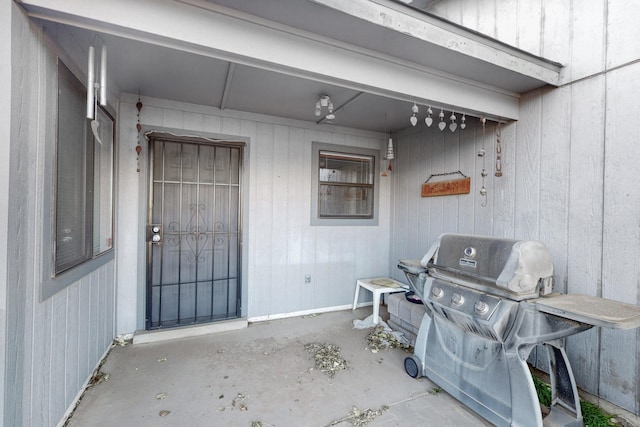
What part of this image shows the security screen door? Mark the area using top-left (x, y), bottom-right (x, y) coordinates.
top-left (147, 138), bottom-right (242, 330)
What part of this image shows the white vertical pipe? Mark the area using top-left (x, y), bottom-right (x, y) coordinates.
top-left (99, 44), bottom-right (107, 106)
top-left (86, 46), bottom-right (95, 119)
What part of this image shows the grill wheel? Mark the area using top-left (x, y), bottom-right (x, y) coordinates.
top-left (404, 356), bottom-right (421, 378)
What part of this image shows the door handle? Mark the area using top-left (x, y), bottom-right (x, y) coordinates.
top-left (147, 225), bottom-right (162, 244)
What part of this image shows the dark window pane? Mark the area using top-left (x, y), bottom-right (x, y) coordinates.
top-left (55, 62), bottom-right (92, 273)
top-left (54, 61), bottom-right (114, 278)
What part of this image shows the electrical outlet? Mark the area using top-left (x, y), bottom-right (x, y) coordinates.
top-left (305, 275), bottom-right (311, 284)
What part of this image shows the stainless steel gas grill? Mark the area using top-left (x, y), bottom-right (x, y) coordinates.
top-left (398, 233), bottom-right (640, 427)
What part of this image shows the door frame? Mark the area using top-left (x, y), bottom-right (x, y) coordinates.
top-left (140, 128), bottom-right (250, 330)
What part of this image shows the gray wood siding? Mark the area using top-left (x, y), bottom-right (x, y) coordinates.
top-left (5, 7), bottom-right (117, 426)
top-left (391, 0), bottom-right (640, 415)
top-left (0, 0), bottom-right (10, 422)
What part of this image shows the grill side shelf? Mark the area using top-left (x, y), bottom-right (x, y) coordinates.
top-left (534, 294), bottom-right (640, 330)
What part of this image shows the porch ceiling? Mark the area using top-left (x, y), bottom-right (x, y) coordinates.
top-left (21, 0), bottom-right (560, 133)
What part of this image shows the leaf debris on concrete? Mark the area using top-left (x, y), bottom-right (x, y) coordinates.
top-left (365, 326), bottom-right (410, 353)
top-left (327, 405), bottom-right (388, 426)
top-left (111, 336), bottom-right (130, 347)
top-left (304, 343), bottom-right (347, 378)
top-left (217, 392), bottom-right (249, 412)
top-left (231, 393), bottom-right (248, 409)
top-left (88, 371), bottom-right (109, 386)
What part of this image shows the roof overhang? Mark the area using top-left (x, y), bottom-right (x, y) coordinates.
top-left (17, 0), bottom-right (562, 124)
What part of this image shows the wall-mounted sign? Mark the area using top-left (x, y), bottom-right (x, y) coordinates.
top-left (421, 171), bottom-right (470, 197)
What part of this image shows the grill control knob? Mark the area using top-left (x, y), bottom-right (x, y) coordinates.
top-left (474, 301), bottom-right (489, 315)
top-left (451, 293), bottom-right (464, 305)
top-left (431, 286), bottom-right (443, 299)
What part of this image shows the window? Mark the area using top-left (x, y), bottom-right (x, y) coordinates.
top-left (311, 142), bottom-right (379, 226)
top-left (54, 61), bottom-right (114, 275)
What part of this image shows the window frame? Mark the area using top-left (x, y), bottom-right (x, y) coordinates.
top-left (310, 141), bottom-right (380, 226)
top-left (41, 59), bottom-right (116, 300)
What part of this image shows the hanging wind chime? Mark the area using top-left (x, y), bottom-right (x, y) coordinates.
top-left (136, 97), bottom-right (143, 172)
top-left (479, 117), bottom-right (488, 207)
top-left (495, 123), bottom-right (503, 177)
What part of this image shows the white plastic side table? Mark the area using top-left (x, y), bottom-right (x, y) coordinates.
top-left (352, 277), bottom-right (408, 325)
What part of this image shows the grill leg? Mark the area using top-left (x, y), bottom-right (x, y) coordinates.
top-left (544, 342), bottom-right (583, 427)
top-left (405, 312), bottom-right (431, 378)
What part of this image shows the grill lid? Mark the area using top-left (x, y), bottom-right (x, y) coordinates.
top-left (421, 233), bottom-right (554, 300)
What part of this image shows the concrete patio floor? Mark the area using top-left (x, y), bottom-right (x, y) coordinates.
top-left (64, 307), bottom-right (491, 427)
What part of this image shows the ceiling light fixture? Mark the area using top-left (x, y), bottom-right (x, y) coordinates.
top-left (315, 95), bottom-right (335, 120)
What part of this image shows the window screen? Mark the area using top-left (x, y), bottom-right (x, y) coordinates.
top-left (54, 61), bottom-right (114, 275)
top-left (310, 142), bottom-right (379, 226)
top-left (318, 150), bottom-right (374, 219)
top-left (55, 62), bottom-right (93, 273)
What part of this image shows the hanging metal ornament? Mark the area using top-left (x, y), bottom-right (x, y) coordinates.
top-left (425, 106), bottom-right (433, 127)
top-left (495, 123), bottom-right (503, 177)
top-left (438, 109), bottom-right (446, 131)
top-left (410, 103), bottom-right (418, 126)
top-left (136, 98), bottom-right (143, 173)
top-left (480, 117), bottom-right (488, 207)
top-left (460, 113), bottom-right (466, 130)
top-left (449, 111), bottom-right (457, 132)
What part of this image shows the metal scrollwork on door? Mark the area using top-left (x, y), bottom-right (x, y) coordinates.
top-left (165, 204), bottom-right (212, 263)
top-left (185, 204), bottom-right (209, 232)
top-left (184, 233), bottom-right (209, 264)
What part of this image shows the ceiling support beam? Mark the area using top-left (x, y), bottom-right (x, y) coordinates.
top-left (219, 62), bottom-right (235, 110)
top-left (21, 0), bottom-right (521, 120)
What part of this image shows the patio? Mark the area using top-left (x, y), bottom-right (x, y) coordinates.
top-left (64, 307), bottom-right (490, 427)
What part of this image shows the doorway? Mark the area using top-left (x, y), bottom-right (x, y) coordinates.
top-left (146, 136), bottom-right (243, 329)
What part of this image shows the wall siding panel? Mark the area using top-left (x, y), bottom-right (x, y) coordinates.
top-left (6, 9), bottom-right (117, 426)
top-left (569, 0), bottom-right (606, 82)
top-left (495, 0), bottom-right (517, 46)
top-left (475, 121), bottom-right (495, 235)
top-left (457, 124), bottom-right (476, 235)
top-left (606, 0), bottom-right (640, 69)
top-left (539, 86), bottom-right (570, 292)
top-left (565, 76), bottom-right (606, 394)
top-left (517, 0), bottom-right (542, 55)
top-left (270, 124), bottom-right (290, 314)
top-left (541, 0), bottom-right (570, 64)
top-left (599, 64), bottom-right (640, 413)
top-left (65, 285), bottom-right (80, 406)
top-left (442, 128), bottom-right (460, 233)
top-left (492, 122), bottom-right (515, 237)
top-left (514, 91), bottom-right (542, 240)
